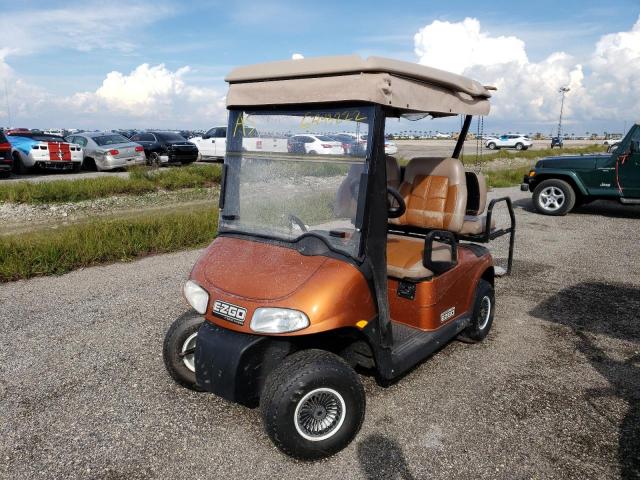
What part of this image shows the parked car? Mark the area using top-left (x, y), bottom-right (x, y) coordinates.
top-left (287, 134), bottom-right (343, 155)
top-left (0, 130), bottom-right (12, 178)
top-left (7, 131), bottom-right (82, 174)
top-left (129, 131), bottom-right (199, 165)
top-left (607, 139), bottom-right (621, 153)
top-left (521, 122), bottom-right (640, 215)
top-left (5, 128), bottom-right (31, 136)
top-left (485, 134), bottom-right (532, 150)
top-left (550, 137), bottom-right (563, 148)
top-left (66, 132), bottom-right (146, 171)
top-left (329, 132), bottom-right (398, 156)
top-left (329, 133), bottom-right (366, 155)
top-left (190, 126), bottom-right (288, 161)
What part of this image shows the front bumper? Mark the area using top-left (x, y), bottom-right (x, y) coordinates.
top-left (195, 321), bottom-right (292, 407)
top-left (521, 175), bottom-right (530, 191)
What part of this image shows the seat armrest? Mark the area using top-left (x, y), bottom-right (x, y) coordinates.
top-left (423, 230), bottom-right (458, 274)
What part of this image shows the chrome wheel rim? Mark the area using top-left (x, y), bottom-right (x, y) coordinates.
top-left (478, 295), bottom-right (492, 330)
top-left (294, 388), bottom-right (346, 442)
top-left (539, 186), bottom-right (565, 211)
top-left (181, 332), bottom-right (197, 373)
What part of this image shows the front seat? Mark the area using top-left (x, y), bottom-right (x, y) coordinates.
top-left (387, 157), bottom-right (467, 280)
top-left (335, 155), bottom-right (402, 218)
top-left (459, 171), bottom-right (496, 235)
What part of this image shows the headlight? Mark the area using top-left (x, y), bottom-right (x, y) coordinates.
top-left (183, 280), bottom-right (209, 314)
top-left (250, 308), bottom-right (309, 333)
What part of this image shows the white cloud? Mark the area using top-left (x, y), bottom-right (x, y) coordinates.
top-left (413, 16), bottom-right (640, 129)
top-left (291, 53), bottom-right (304, 60)
top-left (0, 63), bottom-right (226, 129)
top-left (414, 18), bottom-right (527, 75)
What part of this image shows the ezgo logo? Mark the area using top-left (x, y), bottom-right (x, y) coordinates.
top-left (212, 300), bottom-right (247, 325)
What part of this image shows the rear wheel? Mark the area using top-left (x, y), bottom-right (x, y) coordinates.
top-left (148, 151), bottom-right (161, 167)
top-left (515, 142), bottom-right (524, 150)
top-left (533, 179), bottom-right (576, 216)
top-left (261, 349), bottom-right (365, 460)
top-left (163, 311), bottom-right (204, 391)
top-left (13, 153), bottom-right (28, 175)
top-left (459, 279), bottom-right (495, 342)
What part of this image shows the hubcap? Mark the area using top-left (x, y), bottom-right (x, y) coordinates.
top-left (478, 295), bottom-right (492, 330)
top-left (181, 332), bottom-right (197, 372)
top-left (294, 388), bottom-right (346, 442)
top-left (539, 186), bottom-right (565, 211)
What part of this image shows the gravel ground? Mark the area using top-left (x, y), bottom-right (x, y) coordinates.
top-left (1, 187), bottom-right (639, 480)
top-left (0, 188), bottom-right (216, 236)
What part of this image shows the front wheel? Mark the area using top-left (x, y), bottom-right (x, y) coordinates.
top-left (459, 279), bottom-right (495, 342)
top-left (487, 142), bottom-right (497, 150)
top-left (532, 179), bottom-right (576, 216)
top-left (162, 311), bottom-right (204, 391)
top-left (261, 349), bottom-right (365, 460)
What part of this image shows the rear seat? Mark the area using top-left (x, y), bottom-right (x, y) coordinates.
top-left (459, 171), bottom-right (496, 235)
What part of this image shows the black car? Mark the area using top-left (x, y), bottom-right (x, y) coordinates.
top-left (0, 130), bottom-right (13, 178)
top-left (550, 136), bottom-right (563, 148)
top-left (129, 131), bottom-right (199, 165)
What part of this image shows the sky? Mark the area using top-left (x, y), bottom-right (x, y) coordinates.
top-left (0, 0), bottom-right (639, 134)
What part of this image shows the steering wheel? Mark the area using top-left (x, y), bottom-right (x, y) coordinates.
top-left (387, 187), bottom-right (406, 219)
top-left (288, 214), bottom-right (308, 232)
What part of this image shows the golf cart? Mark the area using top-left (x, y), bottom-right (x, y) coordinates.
top-left (163, 55), bottom-right (516, 459)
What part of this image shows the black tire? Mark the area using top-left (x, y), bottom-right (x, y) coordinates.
top-left (532, 178), bottom-right (576, 216)
top-left (487, 142), bottom-right (497, 150)
top-left (261, 349), bottom-right (365, 460)
top-left (308, 150), bottom-right (317, 155)
top-left (83, 157), bottom-right (97, 171)
top-left (162, 311), bottom-right (205, 391)
top-left (515, 142), bottom-right (524, 150)
top-left (148, 151), bottom-right (161, 167)
top-left (13, 152), bottom-right (28, 175)
top-left (459, 279), bottom-right (495, 343)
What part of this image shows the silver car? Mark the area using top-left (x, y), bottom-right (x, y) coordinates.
top-left (65, 132), bottom-right (147, 171)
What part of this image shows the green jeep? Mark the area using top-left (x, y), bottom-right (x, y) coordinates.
top-left (522, 123), bottom-right (640, 215)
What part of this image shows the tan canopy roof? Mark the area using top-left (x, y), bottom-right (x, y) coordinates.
top-left (225, 55), bottom-right (492, 116)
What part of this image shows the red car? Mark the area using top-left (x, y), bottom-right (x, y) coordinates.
top-left (0, 130), bottom-right (12, 178)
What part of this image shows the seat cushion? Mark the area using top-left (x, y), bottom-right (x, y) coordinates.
top-left (387, 234), bottom-right (452, 279)
top-left (459, 215), bottom-right (496, 235)
top-left (389, 157), bottom-right (467, 232)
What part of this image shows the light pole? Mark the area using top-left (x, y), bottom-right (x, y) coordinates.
top-left (557, 87), bottom-right (570, 144)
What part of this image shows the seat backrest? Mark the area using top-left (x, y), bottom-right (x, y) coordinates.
top-left (386, 155), bottom-right (401, 190)
top-left (389, 157), bottom-right (467, 232)
top-left (464, 171), bottom-right (487, 216)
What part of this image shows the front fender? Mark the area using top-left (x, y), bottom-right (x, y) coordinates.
top-left (531, 169), bottom-right (589, 196)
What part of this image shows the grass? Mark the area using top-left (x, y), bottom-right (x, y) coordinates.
top-left (0, 206), bottom-right (218, 282)
top-left (484, 166), bottom-right (531, 188)
top-left (460, 144), bottom-right (607, 167)
top-left (0, 164), bottom-right (222, 204)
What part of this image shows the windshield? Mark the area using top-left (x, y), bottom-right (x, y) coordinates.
top-left (93, 134), bottom-right (130, 146)
top-left (157, 132), bottom-right (186, 142)
top-left (220, 106), bottom-right (373, 259)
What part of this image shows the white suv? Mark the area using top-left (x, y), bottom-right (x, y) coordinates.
top-left (485, 134), bottom-right (532, 151)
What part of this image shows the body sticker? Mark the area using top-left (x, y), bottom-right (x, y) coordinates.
top-left (212, 300), bottom-right (247, 325)
top-left (440, 307), bottom-right (455, 323)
